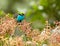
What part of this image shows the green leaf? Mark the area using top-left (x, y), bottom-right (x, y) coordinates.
top-left (40, 0), bottom-right (49, 7)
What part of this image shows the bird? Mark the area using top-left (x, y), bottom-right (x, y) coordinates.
top-left (16, 13), bottom-right (25, 22)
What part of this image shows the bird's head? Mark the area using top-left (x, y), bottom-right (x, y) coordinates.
top-left (21, 13), bottom-right (24, 15)
top-left (19, 14), bottom-right (21, 15)
top-left (19, 13), bottom-right (24, 16)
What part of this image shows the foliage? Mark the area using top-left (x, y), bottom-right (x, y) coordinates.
top-left (0, 15), bottom-right (60, 46)
top-left (0, 0), bottom-right (60, 46)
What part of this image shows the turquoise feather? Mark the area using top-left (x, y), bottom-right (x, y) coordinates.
top-left (16, 14), bottom-right (24, 22)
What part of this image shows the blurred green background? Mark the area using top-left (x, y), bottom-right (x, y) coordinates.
top-left (0, 0), bottom-right (60, 30)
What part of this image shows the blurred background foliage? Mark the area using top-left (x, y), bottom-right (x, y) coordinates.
top-left (0, 0), bottom-right (60, 30)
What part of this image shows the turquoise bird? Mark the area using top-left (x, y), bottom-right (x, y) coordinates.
top-left (16, 13), bottom-right (25, 22)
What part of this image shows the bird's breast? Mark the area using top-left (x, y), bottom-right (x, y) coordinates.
top-left (16, 15), bottom-right (24, 22)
